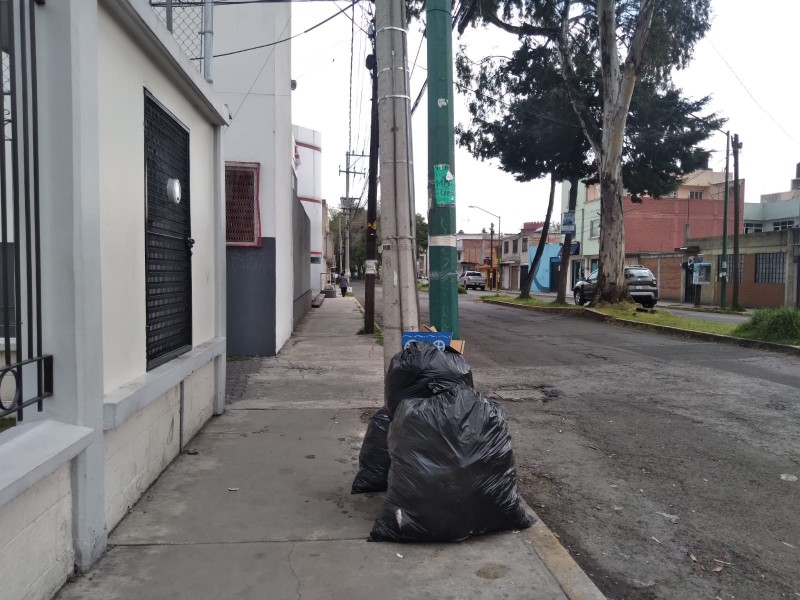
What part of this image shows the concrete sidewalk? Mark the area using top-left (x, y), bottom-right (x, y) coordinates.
top-left (56, 297), bottom-right (604, 600)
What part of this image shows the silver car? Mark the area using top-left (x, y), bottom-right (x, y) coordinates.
top-left (458, 270), bottom-right (487, 290)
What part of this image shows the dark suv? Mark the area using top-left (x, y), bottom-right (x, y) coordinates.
top-left (573, 265), bottom-right (658, 308)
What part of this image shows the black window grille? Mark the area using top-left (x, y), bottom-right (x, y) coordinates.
top-left (144, 92), bottom-right (193, 370)
top-left (717, 254), bottom-right (744, 283)
top-left (755, 252), bottom-right (785, 284)
top-left (225, 162), bottom-right (261, 246)
top-left (1, 0), bottom-right (53, 422)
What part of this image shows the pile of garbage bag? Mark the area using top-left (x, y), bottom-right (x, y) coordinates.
top-left (352, 341), bottom-right (533, 542)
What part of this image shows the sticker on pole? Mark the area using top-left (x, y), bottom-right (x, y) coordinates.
top-left (401, 331), bottom-right (453, 351)
top-left (434, 164), bottom-right (455, 205)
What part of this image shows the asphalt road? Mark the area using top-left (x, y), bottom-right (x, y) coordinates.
top-left (351, 281), bottom-right (800, 600)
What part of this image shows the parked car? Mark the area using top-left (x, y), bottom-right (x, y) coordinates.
top-left (573, 265), bottom-right (658, 308)
top-left (458, 270), bottom-right (486, 290)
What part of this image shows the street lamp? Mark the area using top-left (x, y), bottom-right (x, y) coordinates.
top-left (469, 205), bottom-right (501, 290)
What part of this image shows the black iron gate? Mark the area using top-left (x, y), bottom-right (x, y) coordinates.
top-left (0, 0), bottom-right (53, 423)
top-left (144, 92), bottom-right (193, 370)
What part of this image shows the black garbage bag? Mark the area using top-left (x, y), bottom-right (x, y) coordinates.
top-left (351, 408), bottom-right (392, 494)
top-left (385, 341), bottom-right (473, 417)
top-left (370, 385), bottom-right (534, 542)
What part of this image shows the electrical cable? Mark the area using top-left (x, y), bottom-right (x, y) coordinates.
top-left (708, 39), bottom-right (800, 147)
top-left (212, 0), bottom-right (358, 59)
top-left (231, 16), bottom-right (291, 120)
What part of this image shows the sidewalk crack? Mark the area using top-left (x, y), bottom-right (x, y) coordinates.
top-left (287, 542), bottom-right (302, 599)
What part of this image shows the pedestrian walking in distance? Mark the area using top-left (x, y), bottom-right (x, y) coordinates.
top-left (338, 272), bottom-right (349, 297)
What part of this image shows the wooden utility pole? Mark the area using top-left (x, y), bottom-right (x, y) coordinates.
top-left (732, 134), bottom-right (742, 308)
top-left (720, 132), bottom-right (730, 308)
top-left (364, 46), bottom-right (379, 333)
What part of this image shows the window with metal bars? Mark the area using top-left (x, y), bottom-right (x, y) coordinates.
top-left (225, 163), bottom-right (261, 247)
top-left (717, 254), bottom-right (744, 283)
top-left (755, 252), bottom-right (785, 284)
top-left (144, 92), bottom-right (193, 371)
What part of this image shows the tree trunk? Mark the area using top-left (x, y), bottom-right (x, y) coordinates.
top-left (556, 177), bottom-right (578, 304)
top-left (595, 162), bottom-right (629, 304)
top-left (519, 173), bottom-right (556, 299)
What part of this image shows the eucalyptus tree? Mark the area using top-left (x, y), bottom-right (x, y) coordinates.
top-left (455, 0), bottom-right (714, 302)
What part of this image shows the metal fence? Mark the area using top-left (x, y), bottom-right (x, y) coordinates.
top-left (149, 1), bottom-right (205, 76)
top-left (1, 0), bottom-right (54, 422)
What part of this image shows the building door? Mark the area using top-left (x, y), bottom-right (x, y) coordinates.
top-left (683, 265), bottom-right (696, 304)
top-left (144, 92), bottom-right (193, 370)
top-left (549, 257), bottom-right (560, 291)
top-left (571, 259), bottom-right (583, 288)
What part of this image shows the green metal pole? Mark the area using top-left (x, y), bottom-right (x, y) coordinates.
top-left (720, 131), bottom-right (730, 308)
top-left (426, 0), bottom-right (459, 338)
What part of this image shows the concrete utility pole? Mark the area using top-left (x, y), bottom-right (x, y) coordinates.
top-left (375, 0), bottom-right (419, 368)
top-left (720, 131), bottom-right (730, 308)
top-left (426, 0), bottom-right (459, 338)
top-left (732, 133), bottom-right (742, 308)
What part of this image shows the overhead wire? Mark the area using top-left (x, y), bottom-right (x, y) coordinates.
top-left (231, 16), bottom-right (291, 120)
top-left (708, 39), bottom-right (800, 146)
top-left (212, 0), bottom-right (358, 59)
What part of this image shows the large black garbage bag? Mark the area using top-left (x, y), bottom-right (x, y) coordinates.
top-left (385, 341), bottom-right (473, 417)
top-left (370, 385), bottom-right (534, 542)
top-left (351, 408), bottom-right (391, 494)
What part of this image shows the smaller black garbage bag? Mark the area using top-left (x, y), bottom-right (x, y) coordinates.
top-left (385, 341), bottom-right (473, 417)
top-left (370, 385), bottom-right (534, 542)
top-left (351, 408), bottom-right (392, 494)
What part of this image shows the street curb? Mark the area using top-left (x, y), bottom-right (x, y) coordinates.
top-left (520, 501), bottom-right (607, 600)
top-left (352, 296), bottom-right (384, 338)
top-left (482, 299), bottom-right (800, 357)
top-left (661, 303), bottom-right (748, 315)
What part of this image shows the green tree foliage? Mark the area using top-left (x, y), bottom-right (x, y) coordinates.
top-left (415, 213), bottom-right (429, 258)
top-left (453, 0), bottom-right (715, 303)
top-left (457, 43), bottom-right (722, 202)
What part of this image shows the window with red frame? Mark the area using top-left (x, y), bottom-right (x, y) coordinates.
top-left (225, 163), bottom-right (261, 246)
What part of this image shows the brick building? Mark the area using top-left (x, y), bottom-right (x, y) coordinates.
top-left (564, 169), bottom-right (746, 302)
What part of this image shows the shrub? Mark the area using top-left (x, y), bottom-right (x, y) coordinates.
top-left (733, 307), bottom-right (800, 344)
top-left (457, 285), bottom-right (468, 294)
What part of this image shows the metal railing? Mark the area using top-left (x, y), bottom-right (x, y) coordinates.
top-left (1, 0), bottom-right (53, 422)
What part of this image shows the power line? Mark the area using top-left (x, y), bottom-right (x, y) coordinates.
top-left (231, 16), bottom-right (291, 119)
top-left (708, 39), bottom-right (800, 146)
top-left (347, 0), bottom-right (355, 157)
top-left (212, 0), bottom-right (358, 59)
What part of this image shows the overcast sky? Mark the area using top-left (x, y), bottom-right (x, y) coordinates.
top-left (289, 0), bottom-right (800, 235)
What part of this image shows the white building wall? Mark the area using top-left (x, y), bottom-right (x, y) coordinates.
top-left (104, 385), bottom-right (180, 532)
top-left (97, 7), bottom-right (217, 393)
top-left (293, 125), bottom-right (324, 293)
top-left (0, 464), bottom-right (73, 600)
top-left (215, 2), bottom-right (294, 351)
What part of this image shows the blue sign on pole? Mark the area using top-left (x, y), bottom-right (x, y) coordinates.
top-left (401, 331), bottom-right (453, 351)
top-left (562, 211), bottom-right (575, 235)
